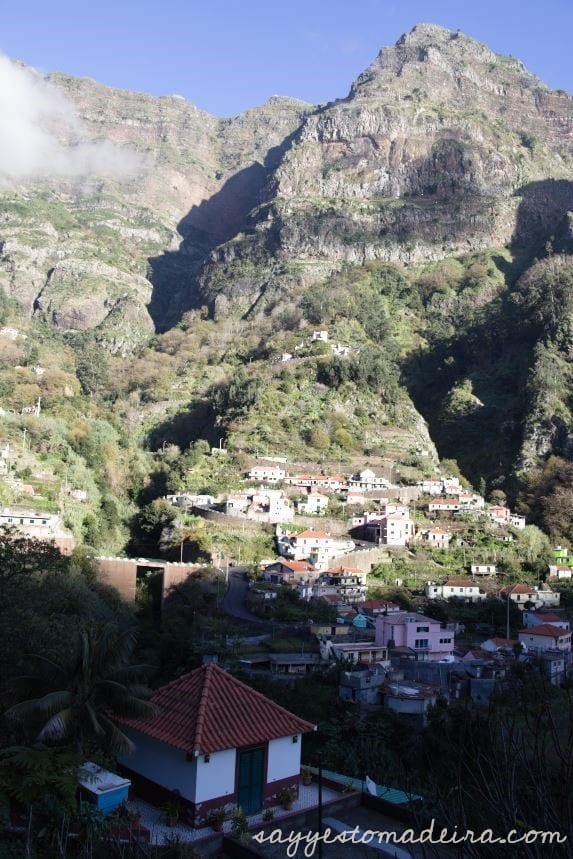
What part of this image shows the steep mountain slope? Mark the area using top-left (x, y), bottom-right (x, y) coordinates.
top-left (0, 72), bottom-right (310, 346)
top-left (2, 24), bottom-right (573, 536)
top-left (197, 24), bottom-right (573, 317)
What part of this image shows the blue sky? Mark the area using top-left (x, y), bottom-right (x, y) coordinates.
top-left (2, 0), bottom-right (572, 115)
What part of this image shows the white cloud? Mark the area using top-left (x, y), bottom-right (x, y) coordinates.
top-left (0, 54), bottom-right (149, 183)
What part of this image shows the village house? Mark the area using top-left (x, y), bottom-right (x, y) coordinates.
top-left (540, 651), bottom-right (569, 685)
top-left (294, 490), bottom-right (329, 516)
top-left (226, 489), bottom-right (293, 523)
top-left (348, 468), bottom-right (393, 491)
top-left (352, 504), bottom-right (410, 529)
top-left (426, 579), bottom-right (486, 603)
top-left (470, 563), bottom-right (498, 576)
top-left (311, 330), bottom-right (328, 342)
top-left (284, 474), bottom-right (346, 492)
top-left (428, 497), bottom-right (461, 514)
top-left (311, 571), bottom-right (367, 603)
top-left (458, 491), bottom-right (485, 509)
top-left (346, 489), bottom-right (365, 506)
top-left (359, 599), bottom-right (401, 616)
top-left (480, 638), bottom-right (518, 655)
top-left (548, 565), bottom-right (573, 580)
top-left (375, 612), bottom-right (455, 662)
top-left (518, 625), bottom-right (572, 655)
top-left (262, 559), bottom-right (317, 584)
top-left (364, 513), bottom-right (414, 547)
top-left (116, 663), bottom-right (314, 825)
top-left (331, 343), bottom-right (351, 357)
top-left (523, 610), bottom-right (570, 630)
top-left (420, 527), bottom-right (452, 549)
top-left (381, 682), bottom-right (441, 726)
top-left (418, 476), bottom-right (462, 496)
top-left (247, 465), bottom-right (287, 483)
top-left (339, 665), bottom-right (387, 705)
top-left (318, 638), bottom-right (390, 666)
top-left (0, 507), bottom-right (75, 554)
top-left (277, 528), bottom-right (355, 570)
top-left (500, 583), bottom-right (560, 611)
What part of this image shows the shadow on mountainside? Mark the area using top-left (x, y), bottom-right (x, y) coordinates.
top-left (146, 131), bottom-right (300, 332)
top-left (401, 179), bottom-right (573, 491)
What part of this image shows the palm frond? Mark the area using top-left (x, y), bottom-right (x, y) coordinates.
top-left (6, 690), bottom-right (72, 722)
top-left (99, 715), bottom-right (136, 756)
top-left (36, 708), bottom-right (74, 743)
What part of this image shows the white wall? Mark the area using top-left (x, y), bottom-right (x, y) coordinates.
top-left (195, 748), bottom-right (236, 802)
top-left (267, 736), bottom-right (300, 783)
top-left (119, 730), bottom-right (197, 800)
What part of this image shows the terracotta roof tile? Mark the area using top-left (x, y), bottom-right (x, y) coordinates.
top-left (117, 664), bottom-right (314, 755)
top-left (519, 624), bottom-right (570, 638)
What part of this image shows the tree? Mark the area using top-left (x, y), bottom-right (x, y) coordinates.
top-left (6, 624), bottom-right (157, 755)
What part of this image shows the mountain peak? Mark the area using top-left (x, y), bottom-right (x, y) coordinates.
top-left (349, 22), bottom-right (540, 101)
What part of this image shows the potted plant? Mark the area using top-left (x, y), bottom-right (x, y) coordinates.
top-left (301, 766), bottom-right (312, 786)
top-left (161, 798), bottom-right (181, 827)
top-left (262, 808), bottom-right (275, 822)
top-left (207, 806), bottom-right (227, 833)
top-left (278, 787), bottom-right (296, 810)
top-left (230, 806), bottom-right (248, 838)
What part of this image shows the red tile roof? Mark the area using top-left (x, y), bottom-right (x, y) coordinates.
top-left (295, 530), bottom-right (331, 539)
top-left (362, 599), bottom-right (399, 611)
top-left (117, 663), bottom-right (314, 755)
top-left (519, 624), bottom-right (570, 639)
top-left (535, 612), bottom-right (563, 623)
top-left (266, 559), bottom-right (315, 572)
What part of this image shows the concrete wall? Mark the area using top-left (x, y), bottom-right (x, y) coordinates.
top-left (195, 748), bottom-right (236, 803)
top-left (118, 730), bottom-right (197, 800)
top-left (266, 736), bottom-right (301, 784)
top-left (94, 557), bottom-right (198, 605)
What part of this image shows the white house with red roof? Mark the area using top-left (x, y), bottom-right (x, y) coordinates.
top-left (500, 583), bottom-right (560, 611)
top-left (263, 559), bottom-right (318, 584)
top-left (421, 527), bottom-right (451, 549)
top-left (518, 625), bottom-right (572, 655)
top-left (523, 611), bottom-right (570, 631)
top-left (116, 663), bottom-right (314, 826)
top-left (247, 465), bottom-right (287, 483)
top-left (277, 529), bottom-right (355, 570)
top-left (426, 579), bottom-right (486, 603)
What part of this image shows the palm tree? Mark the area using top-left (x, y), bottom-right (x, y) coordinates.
top-left (5, 623), bottom-right (157, 755)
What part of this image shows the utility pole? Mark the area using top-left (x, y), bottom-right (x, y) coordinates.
top-left (506, 589), bottom-right (510, 641)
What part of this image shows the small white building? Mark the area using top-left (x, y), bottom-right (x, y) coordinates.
top-left (348, 469), bottom-right (392, 491)
top-left (548, 565), bottom-right (573, 580)
top-left (295, 492), bottom-right (329, 516)
top-left (365, 514), bottom-right (414, 547)
top-left (277, 529), bottom-right (355, 570)
top-left (426, 579), bottom-right (486, 603)
top-left (422, 528), bottom-right (452, 549)
top-left (247, 465), bottom-right (287, 483)
top-left (518, 625), bottom-right (572, 654)
top-left (523, 611), bottom-right (570, 631)
top-left (311, 330), bottom-right (329, 342)
top-left (470, 564), bottom-right (498, 576)
top-left (117, 664), bottom-right (314, 826)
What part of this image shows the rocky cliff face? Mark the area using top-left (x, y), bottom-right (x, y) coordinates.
top-left (0, 72), bottom-right (309, 345)
top-left (198, 24), bottom-right (573, 316)
top-left (3, 25), bottom-right (573, 334)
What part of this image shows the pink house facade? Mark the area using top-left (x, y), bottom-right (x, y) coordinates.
top-left (375, 612), bottom-right (455, 662)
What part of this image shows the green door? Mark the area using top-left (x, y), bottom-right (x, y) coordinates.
top-left (237, 747), bottom-right (265, 814)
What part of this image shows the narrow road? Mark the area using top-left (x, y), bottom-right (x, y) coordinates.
top-left (221, 569), bottom-right (271, 624)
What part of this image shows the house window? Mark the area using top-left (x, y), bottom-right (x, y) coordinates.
top-left (416, 626), bottom-right (430, 633)
top-left (415, 639), bottom-right (429, 649)
top-left (440, 638), bottom-right (452, 644)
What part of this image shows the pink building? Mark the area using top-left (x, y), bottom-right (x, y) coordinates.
top-left (375, 612), bottom-right (455, 662)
